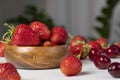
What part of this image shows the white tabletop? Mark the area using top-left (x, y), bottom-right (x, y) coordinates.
top-left (0, 57), bottom-right (120, 80)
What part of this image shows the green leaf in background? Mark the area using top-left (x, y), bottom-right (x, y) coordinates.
top-left (5, 5), bottom-right (55, 29)
top-left (93, 0), bottom-right (119, 40)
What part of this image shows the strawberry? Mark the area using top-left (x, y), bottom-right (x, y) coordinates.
top-left (50, 26), bottom-right (68, 45)
top-left (116, 41), bottom-right (120, 47)
top-left (69, 44), bottom-right (83, 55)
top-left (43, 41), bottom-right (57, 47)
top-left (96, 37), bottom-right (107, 49)
top-left (87, 40), bottom-right (104, 52)
top-left (69, 44), bottom-right (89, 60)
top-left (0, 63), bottom-right (21, 80)
top-left (69, 35), bottom-right (86, 48)
top-left (60, 55), bottom-right (82, 76)
top-left (0, 41), bottom-right (6, 57)
top-left (10, 24), bottom-right (40, 46)
top-left (30, 21), bottom-right (51, 41)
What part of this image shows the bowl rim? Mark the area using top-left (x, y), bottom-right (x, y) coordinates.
top-left (6, 44), bottom-right (67, 48)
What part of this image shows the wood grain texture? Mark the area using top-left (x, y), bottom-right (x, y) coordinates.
top-left (5, 45), bottom-right (68, 69)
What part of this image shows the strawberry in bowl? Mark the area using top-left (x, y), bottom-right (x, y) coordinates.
top-left (3, 21), bottom-right (69, 69)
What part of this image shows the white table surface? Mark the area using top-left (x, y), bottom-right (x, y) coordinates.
top-left (0, 57), bottom-right (120, 80)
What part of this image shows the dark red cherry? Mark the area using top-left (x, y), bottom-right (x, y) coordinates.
top-left (93, 55), bottom-right (111, 69)
top-left (108, 62), bottom-right (120, 78)
top-left (88, 48), bottom-right (101, 61)
top-left (104, 45), bottom-right (120, 58)
top-left (110, 45), bottom-right (120, 55)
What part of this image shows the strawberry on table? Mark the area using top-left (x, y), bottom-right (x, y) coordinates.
top-left (10, 24), bottom-right (40, 46)
top-left (60, 55), bottom-right (82, 76)
top-left (69, 35), bottom-right (86, 48)
top-left (116, 41), bottom-right (120, 47)
top-left (50, 26), bottom-right (68, 45)
top-left (96, 37), bottom-right (107, 49)
top-left (30, 21), bottom-right (51, 41)
top-left (0, 63), bottom-right (21, 80)
top-left (69, 43), bottom-right (89, 60)
top-left (69, 44), bottom-right (83, 55)
top-left (69, 35), bottom-right (88, 60)
top-left (87, 40), bottom-right (104, 52)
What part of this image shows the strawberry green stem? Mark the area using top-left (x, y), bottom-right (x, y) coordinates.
top-left (68, 33), bottom-right (74, 39)
top-left (2, 23), bottom-right (15, 43)
top-left (82, 44), bottom-right (90, 59)
top-left (76, 50), bottom-right (82, 59)
top-left (76, 44), bottom-right (90, 60)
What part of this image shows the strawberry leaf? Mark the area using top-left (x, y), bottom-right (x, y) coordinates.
top-left (2, 23), bottom-right (15, 43)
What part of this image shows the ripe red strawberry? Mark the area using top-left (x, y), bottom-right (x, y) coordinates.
top-left (0, 63), bottom-right (21, 80)
top-left (30, 21), bottom-right (51, 41)
top-left (70, 35), bottom-right (86, 48)
top-left (69, 44), bottom-right (89, 60)
top-left (87, 40), bottom-right (104, 52)
top-left (69, 44), bottom-right (83, 55)
top-left (116, 41), bottom-right (120, 47)
top-left (50, 26), bottom-right (68, 45)
top-left (96, 37), bottom-right (107, 49)
top-left (0, 41), bottom-right (6, 57)
top-left (43, 41), bottom-right (57, 47)
top-left (10, 24), bottom-right (40, 46)
top-left (60, 55), bottom-right (82, 76)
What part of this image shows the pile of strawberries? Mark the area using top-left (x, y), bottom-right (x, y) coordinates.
top-left (68, 35), bottom-right (120, 61)
top-left (3, 21), bottom-right (68, 46)
top-left (68, 36), bottom-right (109, 60)
top-left (0, 21), bottom-right (68, 57)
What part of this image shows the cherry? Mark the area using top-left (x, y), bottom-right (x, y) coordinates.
top-left (110, 45), bottom-right (120, 56)
top-left (88, 48), bottom-right (101, 61)
top-left (108, 62), bottom-right (120, 78)
top-left (93, 55), bottom-right (111, 69)
top-left (104, 45), bottom-right (120, 58)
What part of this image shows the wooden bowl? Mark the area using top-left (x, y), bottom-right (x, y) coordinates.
top-left (5, 45), bottom-right (68, 69)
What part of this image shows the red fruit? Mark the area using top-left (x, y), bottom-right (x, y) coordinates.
top-left (60, 55), bottom-right (82, 76)
top-left (0, 41), bottom-right (6, 57)
top-left (87, 40), bottom-right (103, 52)
top-left (10, 24), bottom-right (40, 46)
top-left (96, 37), bottom-right (107, 49)
top-left (50, 26), bottom-right (68, 45)
top-left (69, 44), bottom-right (83, 55)
top-left (88, 48), bottom-right (101, 61)
top-left (116, 41), bottom-right (120, 47)
top-left (0, 63), bottom-right (21, 80)
top-left (108, 62), bottom-right (120, 78)
top-left (30, 21), bottom-right (51, 41)
top-left (69, 44), bottom-right (88, 60)
top-left (43, 41), bottom-right (57, 46)
top-left (115, 43), bottom-right (120, 56)
top-left (104, 45), bottom-right (120, 58)
top-left (70, 35), bottom-right (86, 48)
top-left (93, 55), bottom-right (111, 69)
